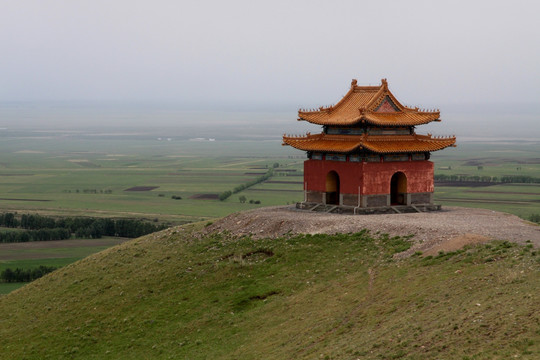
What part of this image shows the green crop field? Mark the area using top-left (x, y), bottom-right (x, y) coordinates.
top-left (1, 131), bottom-right (538, 222)
top-left (431, 141), bottom-right (540, 219)
top-left (0, 132), bottom-right (305, 224)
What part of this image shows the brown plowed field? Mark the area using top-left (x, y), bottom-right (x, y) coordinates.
top-left (265, 181), bottom-right (303, 184)
top-left (0, 238), bottom-right (130, 260)
top-left (124, 186), bottom-right (159, 191)
top-left (189, 193), bottom-right (219, 199)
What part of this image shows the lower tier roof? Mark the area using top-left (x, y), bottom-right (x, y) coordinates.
top-left (282, 133), bottom-right (456, 154)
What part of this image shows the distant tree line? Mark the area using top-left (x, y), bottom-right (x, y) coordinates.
top-left (0, 213), bottom-right (168, 243)
top-left (219, 169), bottom-right (273, 201)
top-left (0, 228), bottom-right (71, 243)
top-left (0, 265), bottom-right (57, 283)
top-left (435, 174), bottom-right (540, 184)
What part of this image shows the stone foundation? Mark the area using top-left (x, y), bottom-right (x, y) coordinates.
top-left (342, 193), bottom-right (360, 206)
top-left (410, 192), bottom-right (433, 204)
top-left (364, 194), bottom-right (389, 207)
top-left (303, 190), bottom-right (433, 207)
top-left (296, 202), bottom-right (442, 214)
top-left (306, 191), bottom-right (324, 203)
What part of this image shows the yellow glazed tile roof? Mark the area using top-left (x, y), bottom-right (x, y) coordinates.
top-left (298, 79), bottom-right (440, 126)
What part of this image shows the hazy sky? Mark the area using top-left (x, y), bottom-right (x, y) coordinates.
top-left (1, 0), bottom-right (539, 109)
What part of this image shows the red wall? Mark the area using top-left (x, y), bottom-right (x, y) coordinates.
top-left (361, 161), bottom-right (433, 194)
top-left (304, 160), bottom-right (364, 194)
top-left (304, 159), bottom-right (433, 195)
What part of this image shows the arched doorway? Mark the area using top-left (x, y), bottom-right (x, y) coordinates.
top-left (326, 171), bottom-right (340, 205)
top-left (390, 172), bottom-right (407, 205)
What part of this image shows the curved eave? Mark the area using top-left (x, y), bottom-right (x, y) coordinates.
top-left (298, 111), bottom-right (440, 127)
top-left (363, 135), bottom-right (456, 154)
top-left (283, 133), bottom-right (456, 154)
top-left (298, 114), bottom-right (362, 126)
top-left (282, 135), bottom-right (362, 153)
top-left (363, 112), bottom-right (440, 126)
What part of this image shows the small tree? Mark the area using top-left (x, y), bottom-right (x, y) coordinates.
top-left (239, 195), bottom-right (247, 203)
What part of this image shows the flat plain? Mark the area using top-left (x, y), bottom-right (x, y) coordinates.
top-left (432, 141), bottom-right (540, 219)
top-left (0, 129), bottom-right (305, 224)
top-left (1, 128), bottom-right (539, 221)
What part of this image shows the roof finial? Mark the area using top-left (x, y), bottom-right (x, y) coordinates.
top-left (351, 79), bottom-right (358, 88)
top-left (381, 78), bottom-right (388, 88)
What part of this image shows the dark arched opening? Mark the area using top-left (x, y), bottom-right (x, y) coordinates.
top-left (326, 171), bottom-right (340, 205)
top-left (390, 172), bottom-right (407, 205)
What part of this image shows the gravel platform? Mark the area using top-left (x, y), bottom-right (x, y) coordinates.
top-left (204, 206), bottom-right (540, 257)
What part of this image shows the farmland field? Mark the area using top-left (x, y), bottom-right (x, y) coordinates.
top-left (0, 129), bottom-right (306, 224)
top-left (0, 127), bottom-right (539, 221)
top-left (431, 141), bottom-right (540, 219)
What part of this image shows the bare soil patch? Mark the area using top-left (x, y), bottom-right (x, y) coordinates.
top-left (68, 160), bottom-right (101, 168)
top-left (0, 174), bottom-right (34, 177)
top-left (0, 198), bottom-right (51, 202)
top-left (245, 189), bottom-right (301, 192)
top-left (0, 238), bottom-right (130, 260)
top-left (435, 181), bottom-right (498, 187)
top-left (124, 186), bottom-right (159, 192)
top-left (438, 197), bottom-right (536, 205)
top-left (189, 193), bottom-right (219, 200)
top-left (203, 206), bottom-right (540, 257)
top-left (266, 181), bottom-right (303, 184)
top-left (422, 233), bottom-right (490, 256)
top-left (465, 190), bottom-right (540, 195)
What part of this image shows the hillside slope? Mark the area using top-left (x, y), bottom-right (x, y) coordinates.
top-left (1, 208), bottom-right (539, 359)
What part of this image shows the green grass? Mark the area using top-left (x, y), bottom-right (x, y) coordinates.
top-left (0, 225), bottom-right (538, 359)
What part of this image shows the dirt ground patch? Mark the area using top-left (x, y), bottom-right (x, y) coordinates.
top-left (422, 233), bottom-right (491, 256)
top-left (435, 181), bottom-right (498, 187)
top-left (203, 206), bottom-right (540, 257)
top-left (0, 238), bottom-right (130, 260)
top-left (189, 193), bottom-right (219, 200)
top-left (124, 186), bottom-right (159, 191)
top-left (0, 198), bottom-right (51, 202)
top-left (465, 190), bottom-right (540, 196)
top-left (246, 189), bottom-right (301, 192)
top-left (265, 181), bottom-right (303, 184)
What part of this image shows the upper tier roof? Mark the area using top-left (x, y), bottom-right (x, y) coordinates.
top-left (298, 79), bottom-right (440, 126)
top-left (282, 133), bottom-right (456, 154)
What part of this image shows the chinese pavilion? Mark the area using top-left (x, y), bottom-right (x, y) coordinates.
top-left (283, 79), bottom-right (456, 211)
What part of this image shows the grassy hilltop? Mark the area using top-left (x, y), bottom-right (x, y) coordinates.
top-left (1, 222), bottom-right (539, 359)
